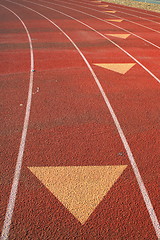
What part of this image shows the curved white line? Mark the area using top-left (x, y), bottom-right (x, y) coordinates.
top-left (38, 0), bottom-right (160, 50)
top-left (3, 0), bottom-right (160, 238)
top-left (0, 4), bottom-right (34, 240)
top-left (53, 0), bottom-right (160, 34)
top-left (23, 0), bottom-right (160, 82)
top-left (107, 6), bottom-right (160, 25)
top-left (74, 0), bottom-right (160, 25)
top-left (102, 1), bottom-right (160, 19)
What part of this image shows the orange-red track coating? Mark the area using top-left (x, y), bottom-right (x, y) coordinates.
top-left (0, 0), bottom-right (160, 239)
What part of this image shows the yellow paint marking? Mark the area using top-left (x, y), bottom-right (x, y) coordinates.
top-left (106, 34), bottom-right (130, 39)
top-left (28, 165), bottom-right (127, 224)
top-left (104, 11), bottom-right (116, 13)
top-left (106, 19), bottom-right (123, 22)
top-left (93, 63), bottom-right (136, 74)
top-left (98, 5), bottom-right (108, 7)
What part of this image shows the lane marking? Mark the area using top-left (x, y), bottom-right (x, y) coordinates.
top-left (109, 7), bottom-right (160, 26)
top-left (71, 0), bottom-right (160, 25)
top-left (105, 34), bottom-right (131, 39)
top-left (105, 19), bottom-right (123, 22)
top-left (103, 10), bottom-right (116, 13)
top-left (55, 0), bottom-right (160, 34)
top-left (98, 5), bottom-right (108, 7)
top-left (93, 63), bottom-right (136, 74)
top-left (42, 0), bottom-right (160, 50)
top-left (42, 0), bottom-right (160, 49)
top-left (28, 165), bottom-right (127, 224)
top-left (37, 0), bottom-right (160, 81)
top-left (102, 1), bottom-right (160, 21)
top-left (18, 1), bottom-right (160, 237)
top-left (0, 4), bottom-right (34, 240)
top-left (4, 0), bottom-right (160, 238)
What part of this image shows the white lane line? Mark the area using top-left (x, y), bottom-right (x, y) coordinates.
top-left (4, 1), bottom-right (160, 238)
top-left (73, 0), bottom-right (160, 25)
top-left (101, 1), bottom-right (160, 20)
top-left (38, 0), bottom-right (160, 50)
top-left (53, 0), bottom-right (160, 34)
top-left (0, 4), bottom-right (34, 240)
top-left (23, 0), bottom-right (160, 83)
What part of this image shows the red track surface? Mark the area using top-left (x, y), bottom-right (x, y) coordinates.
top-left (0, 0), bottom-right (160, 239)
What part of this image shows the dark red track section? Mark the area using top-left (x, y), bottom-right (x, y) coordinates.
top-left (1, 0), bottom-right (160, 239)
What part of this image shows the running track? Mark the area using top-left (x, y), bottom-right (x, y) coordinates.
top-left (0, 0), bottom-right (160, 239)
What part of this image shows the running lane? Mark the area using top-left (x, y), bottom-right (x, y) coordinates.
top-left (1, 0), bottom-right (160, 239)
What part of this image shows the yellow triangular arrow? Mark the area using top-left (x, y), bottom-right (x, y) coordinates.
top-left (99, 5), bottom-right (108, 7)
top-left (106, 19), bottom-right (123, 22)
top-left (104, 11), bottom-right (116, 13)
top-left (106, 34), bottom-right (131, 39)
top-left (28, 165), bottom-right (127, 224)
top-left (93, 63), bottom-right (136, 74)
